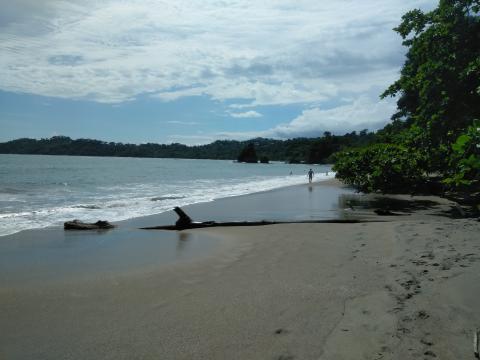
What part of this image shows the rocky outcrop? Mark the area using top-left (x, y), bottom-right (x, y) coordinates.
top-left (237, 143), bottom-right (258, 163)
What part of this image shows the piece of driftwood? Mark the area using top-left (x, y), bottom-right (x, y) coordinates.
top-left (474, 329), bottom-right (479, 359)
top-left (374, 209), bottom-right (403, 216)
top-left (140, 207), bottom-right (381, 231)
top-left (173, 206), bottom-right (193, 229)
top-left (64, 220), bottom-right (115, 230)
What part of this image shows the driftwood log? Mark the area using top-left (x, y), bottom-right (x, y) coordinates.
top-left (140, 207), bottom-right (381, 231)
top-left (64, 220), bottom-right (115, 230)
top-left (173, 206), bottom-right (193, 229)
top-left (374, 209), bottom-right (403, 216)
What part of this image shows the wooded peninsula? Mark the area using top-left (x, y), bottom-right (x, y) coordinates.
top-left (0, 131), bottom-right (375, 164)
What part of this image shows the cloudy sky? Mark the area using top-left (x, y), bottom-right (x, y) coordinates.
top-left (0, 0), bottom-right (436, 144)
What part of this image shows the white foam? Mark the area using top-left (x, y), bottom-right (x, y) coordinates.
top-left (0, 172), bottom-right (335, 237)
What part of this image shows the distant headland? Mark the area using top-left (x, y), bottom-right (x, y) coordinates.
top-left (0, 131), bottom-right (375, 164)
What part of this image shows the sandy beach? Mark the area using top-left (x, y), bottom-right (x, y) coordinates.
top-left (1, 181), bottom-right (480, 359)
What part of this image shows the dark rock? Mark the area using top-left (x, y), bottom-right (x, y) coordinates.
top-left (64, 220), bottom-right (115, 230)
top-left (237, 143), bottom-right (258, 163)
top-left (374, 209), bottom-right (402, 216)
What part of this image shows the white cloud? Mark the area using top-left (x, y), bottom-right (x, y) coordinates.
top-left (0, 0), bottom-right (437, 105)
top-left (198, 95), bottom-right (397, 141)
top-left (229, 110), bottom-right (262, 118)
top-left (266, 96), bottom-right (397, 138)
top-left (154, 87), bottom-right (207, 102)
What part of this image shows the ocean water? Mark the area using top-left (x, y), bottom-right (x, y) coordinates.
top-left (0, 154), bottom-right (333, 237)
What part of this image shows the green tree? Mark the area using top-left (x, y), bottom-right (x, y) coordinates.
top-left (333, 144), bottom-right (428, 193)
top-left (381, 0), bottom-right (480, 175)
top-left (335, 1), bottom-right (480, 193)
top-left (444, 120), bottom-right (480, 186)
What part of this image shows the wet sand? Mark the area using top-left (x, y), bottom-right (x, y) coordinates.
top-left (0, 180), bottom-right (357, 287)
top-left (1, 181), bottom-right (480, 359)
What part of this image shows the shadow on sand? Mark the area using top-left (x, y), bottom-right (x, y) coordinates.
top-left (339, 193), bottom-right (479, 219)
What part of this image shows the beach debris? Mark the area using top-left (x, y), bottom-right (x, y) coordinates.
top-left (140, 207), bottom-right (384, 231)
top-left (374, 209), bottom-right (403, 216)
top-left (424, 350), bottom-right (437, 357)
top-left (454, 204), bottom-right (466, 217)
top-left (474, 329), bottom-right (479, 358)
top-left (173, 206), bottom-right (193, 229)
top-left (64, 220), bottom-right (115, 230)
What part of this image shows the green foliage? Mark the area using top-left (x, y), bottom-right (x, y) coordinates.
top-left (443, 120), bottom-right (480, 186)
top-left (333, 144), bottom-right (428, 193)
top-left (382, 0), bottom-right (480, 168)
top-left (336, 0), bottom-right (480, 194)
top-left (0, 131), bottom-right (376, 163)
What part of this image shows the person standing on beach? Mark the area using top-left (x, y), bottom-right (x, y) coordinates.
top-left (308, 168), bottom-right (314, 183)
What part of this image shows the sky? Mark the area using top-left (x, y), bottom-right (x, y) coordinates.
top-left (0, 0), bottom-right (437, 145)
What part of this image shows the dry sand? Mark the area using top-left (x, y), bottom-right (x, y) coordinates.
top-left (1, 187), bottom-right (480, 359)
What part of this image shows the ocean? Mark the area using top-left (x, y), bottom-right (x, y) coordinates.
top-left (0, 154), bottom-right (333, 237)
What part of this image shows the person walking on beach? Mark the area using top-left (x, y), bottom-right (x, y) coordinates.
top-left (308, 168), bottom-right (314, 183)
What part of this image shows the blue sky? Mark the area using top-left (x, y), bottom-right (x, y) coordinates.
top-left (0, 0), bottom-right (437, 145)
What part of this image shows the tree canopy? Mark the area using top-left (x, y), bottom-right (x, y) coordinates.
top-left (334, 0), bottom-right (480, 194)
top-left (0, 130), bottom-right (376, 164)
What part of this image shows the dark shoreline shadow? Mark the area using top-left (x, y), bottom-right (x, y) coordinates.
top-left (339, 193), bottom-right (479, 219)
top-left (339, 194), bottom-right (439, 214)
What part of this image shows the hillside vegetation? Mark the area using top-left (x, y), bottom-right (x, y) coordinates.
top-left (0, 130), bottom-right (375, 164)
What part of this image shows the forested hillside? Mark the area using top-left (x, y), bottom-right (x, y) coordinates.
top-left (0, 130), bottom-right (375, 164)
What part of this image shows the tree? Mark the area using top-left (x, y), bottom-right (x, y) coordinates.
top-left (443, 120), bottom-right (480, 187)
top-left (333, 143), bottom-right (428, 193)
top-left (335, 1), bottom-right (480, 193)
top-left (381, 0), bottom-right (480, 175)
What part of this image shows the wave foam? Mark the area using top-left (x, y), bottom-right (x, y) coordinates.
top-left (0, 172), bottom-right (335, 237)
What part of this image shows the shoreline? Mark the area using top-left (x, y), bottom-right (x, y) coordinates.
top-left (0, 178), bottom-right (354, 288)
top-left (1, 179), bottom-right (479, 359)
top-left (0, 174), bottom-right (337, 239)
